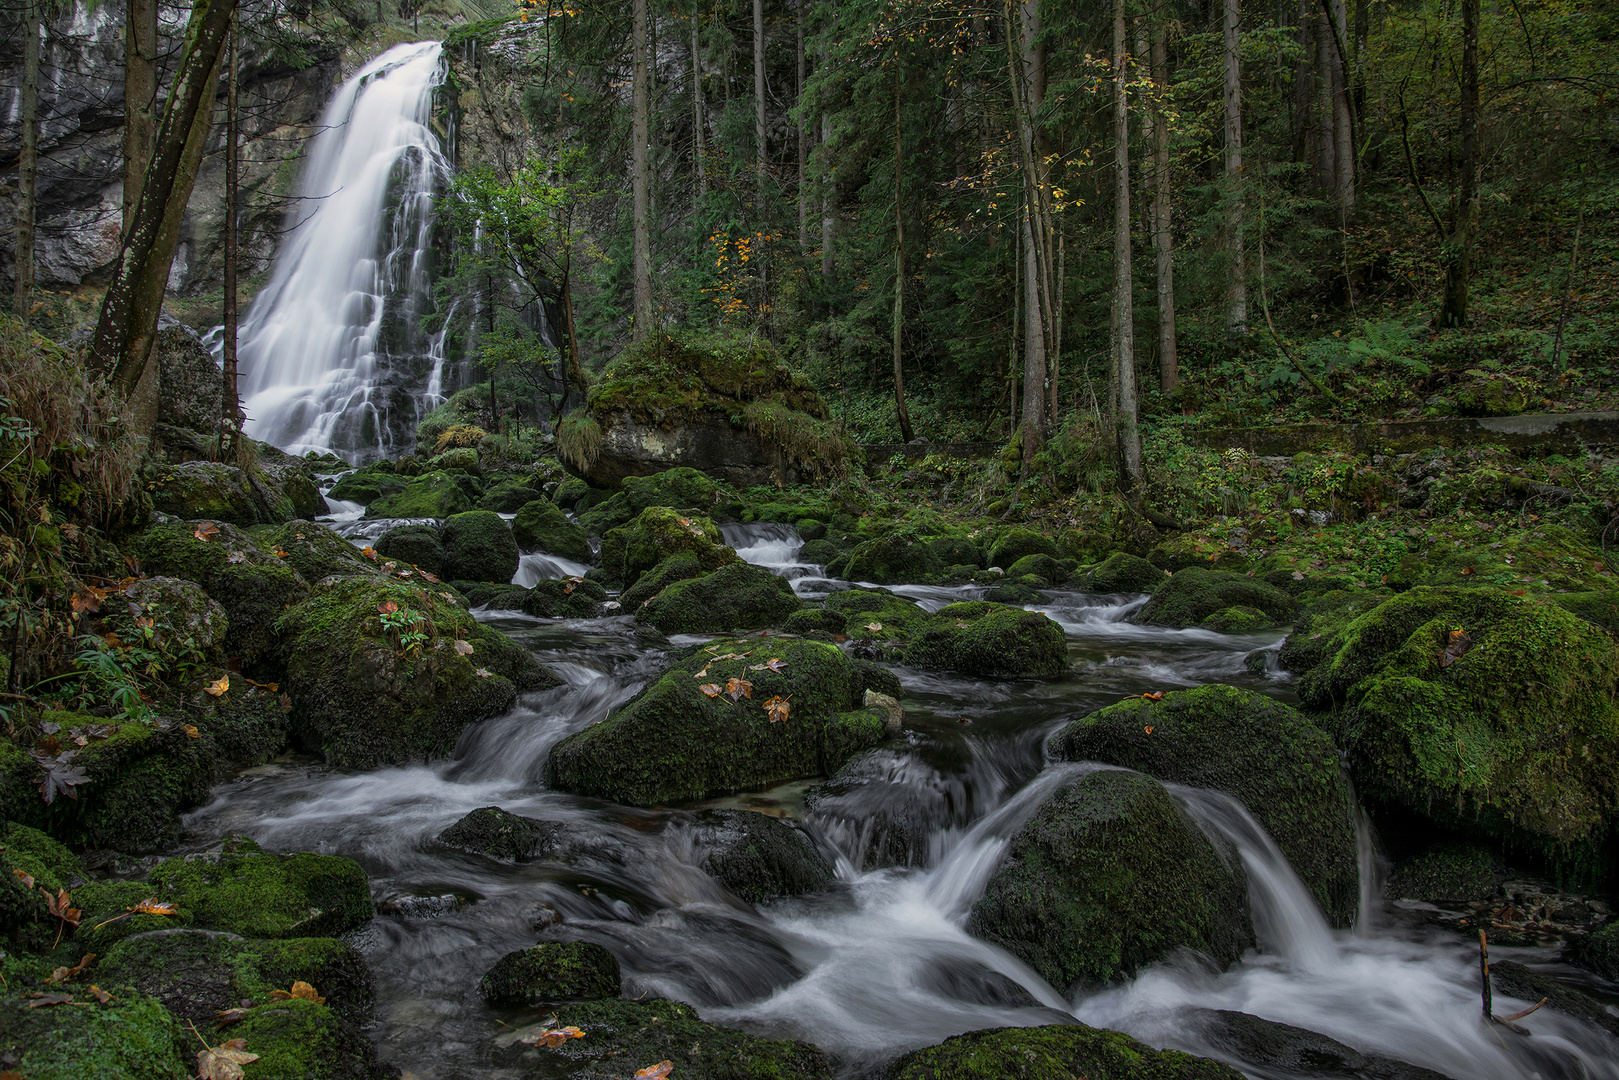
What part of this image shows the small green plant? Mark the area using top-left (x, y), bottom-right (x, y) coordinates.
top-left (377, 600), bottom-right (430, 658)
top-left (70, 635), bottom-right (156, 723)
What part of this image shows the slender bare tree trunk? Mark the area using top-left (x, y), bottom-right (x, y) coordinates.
top-left (1114, 0), bottom-right (1142, 487)
top-left (1440, 0), bottom-right (1477, 328)
top-left (820, 112), bottom-right (834, 279)
top-left (1222, 0), bottom-right (1247, 334)
top-left (892, 71), bottom-right (914, 444)
top-left (692, 17), bottom-right (707, 207)
top-left (1006, 0), bottom-right (1051, 468)
top-left (123, 0), bottom-right (159, 238)
top-left (754, 0), bottom-right (767, 180)
top-left (220, 12), bottom-right (244, 459)
top-left (631, 0), bottom-right (652, 339)
top-left (1150, 18), bottom-right (1177, 393)
top-left (1314, 5), bottom-right (1335, 192)
top-left (94, 0), bottom-right (234, 399)
top-left (12, 0), bottom-right (40, 320)
top-left (1328, 0), bottom-right (1354, 208)
top-left (797, 1), bottom-right (808, 249)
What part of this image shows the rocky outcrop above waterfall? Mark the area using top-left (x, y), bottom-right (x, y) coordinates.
top-left (886, 1023), bottom-right (1246, 1080)
top-left (1050, 684), bottom-right (1362, 928)
top-left (966, 769), bottom-right (1253, 992)
top-left (545, 637), bottom-right (888, 806)
top-left (560, 331), bottom-right (854, 489)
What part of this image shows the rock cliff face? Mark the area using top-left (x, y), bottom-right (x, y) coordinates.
top-left (0, 1), bottom-right (341, 305)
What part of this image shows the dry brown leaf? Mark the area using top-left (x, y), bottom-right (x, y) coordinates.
top-left (697, 683), bottom-right (723, 698)
top-left (205, 675), bottom-right (230, 697)
top-left (197, 1042), bottom-right (261, 1080)
top-left (88, 985), bottom-right (112, 1004)
top-left (864, 622), bottom-right (882, 633)
top-left (268, 980), bottom-right (325, 1005)
top-left (763, 695), bottom-right (790, 724)
top-left (1141, 691), bottom-right (1163, 701)
top-left (453, 639), bottom-right (474, 655)
top-left (378, 600), bottom-right (399, 615)
top-left (215, 1007), bottom-right (250, 1026)
top-left (725, 677), bottom-right (753, 702)
top-left (43, 887), bottom-right (80, 926)
top-left (12, 868), bottom-right (34, 889)
top-left (183, 724), bottom-right (201, 739)
top-left (635, 1063), bottom-right (675, 1079)
top-left (473, 666), bottom-right (494, 678)
top-left (519, 1025), bottom-right (586, 1048)
top-left (70, 586), bottom-right (108, 614)
top-left (419, 568), bottom-right (441, 583)
top-left (45, 952), bottom-right (94, 984)
top-left (27, 992), bottom-right (73, 1008)
top-left (1144, 725), bottom-right (1155, 734)
top-left (193, 522), bottom-right (221, 542)
top-left (127, 897), bottom-right (180, 917)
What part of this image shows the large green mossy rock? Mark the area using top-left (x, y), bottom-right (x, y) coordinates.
top-left (511, 498), bottom-right (592, 561)
top-left (374, 523), bottom-right (444, 575)
top-left (580, 466), bottom-right (726, 533)
top-left (113, 576), bottom-right (229, 661)
top-left (0, 823), bottom-right (83, 951)
top-left (987, 528), bottom-right (1061, 569)
top-left (966, 769), bottom-right (1252, 992)
top-left (0, 991), bottom-right (190, 1080)
top-left (126, 520), bottom-right (310, 666)
top-left (480, 940), bottom-right (621, 1005)
top-left (824, 588), bottom-right (937, 639)
top-left (97, 930), bottom-right (374, 1026)
top-left (326, 462), bottom-right (408, 506)
top-left (276, 576), bottom-right (521, 768)
top-left (904, 601), bottom-right (1069, 679)
top-left (176, 671), bottom-right (292, 771)
top-left (546, 637), bottom-right (887, 806)
top-left (440, 510), bottom-right (519, 583)
top-left (830, 529), bottom-right (947, 585)
top-left (598, 506), bottom-right (737, 590)
top-left (884, 1023), bottom-right (1245, 1080)
top-left (1049, 684), bottom-right (1360, 927)
top-left (365, 470), bottom-right (478, 518)
top-left (228, 996), bottom-right (392, 1079)
top-left (511, 997), bottom-right (834, 1080)
top-left (636, 561), bottom-right (802, 634)
top-left (1080, 552), bottom-right (1167, 594)
top-left (690, 809), bottom-right (834, 902)
top-left (146, 460), bottom-right (259, 525)
top-left (259, 520), bottom-right (378, 584)
top-left (478, 478), bottom-right (542, 513)
top-left (620, 553), bottom-right (706, 610)
top-left (1132, 568), bottom-right (1298, 631)
top-left (1295, 586), bottom-right (1619, 875)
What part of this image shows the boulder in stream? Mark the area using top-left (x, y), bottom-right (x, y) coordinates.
top-left (438, 806), bottom-right (567, 861)
top-left (328, 462), bottom-right (409, 506)
top-left (480, 940), bottom-right (621, 1005)
top-left (966, 769), bottom-right (1253, 992)
top-left (1132, 567), bottom-right (1298, 630)
top-left (885, 1021), bottom-right (1245, 1080)
top-left (546, 637), bottom-right (888, 806)
top-left (512, 497), bottom-right (593, 561)
top-left (689, 809), bottom-right (834, 902)
top-left (829, 528), bottom-right (949, 585)
top-left (902, 601), bottom-right (1069, 679)
top-left (375, 522), bottom-right (445, 575)
top-left (260, 519), bottom-right (382, 583)
top-left (597, 506), bottom-right (738, 590)
top-left (1077, 551), bottom-right (1167, 593)
top-left (0, 991), bottom-right (191, 1080)
top-left (366, 469), bottom-right (479, 518)
top-left (1049, 684), bottom-right (1361, 927)
top-left (1191, 1009), bottom-right (1460, 1080)
top-left (635, 560), bottom-right (802, 635)
top-left (440, 510), bottom-right (520, 584)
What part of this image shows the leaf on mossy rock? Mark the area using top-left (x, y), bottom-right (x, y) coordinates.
top-left (205, 675), bottom-right (230, 697)
top-left (725, 677), bottom-right (753, 702)
top-left (519, 1025), bottom-right (585, 1048)
top-left (194, 522), bottom-right (221, 542)
top-left (269, 980), bottom-right (325, 1005)
top-left (764, 695), bottom-right (790, 724)
top-left (698, 683), bottom-right (723, 698)
top-left (635, 1063), bottom-right (674, 1079)
top-left (197, 1038), bottom-right (260, 1080)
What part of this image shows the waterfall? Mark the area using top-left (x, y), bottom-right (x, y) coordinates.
top-left (236, 41), bottom-right (449, 463)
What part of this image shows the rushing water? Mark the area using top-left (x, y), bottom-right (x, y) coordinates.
top-left (235, 42), bottom-right (451, 463)
top-left (174, 522), bottom-right (1619, 1079)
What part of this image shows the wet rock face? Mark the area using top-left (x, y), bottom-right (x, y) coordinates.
top-left (885, 1022), bottom-right (1247, 1080)
top-left (1191, 1010), bottom-right (1457, 1080)
top-left (687, 810), bottom-right (834, 902)
top-left (479, 941), bottom-right (621, 1006)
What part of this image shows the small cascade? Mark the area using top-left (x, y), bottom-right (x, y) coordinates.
top-left (236, 41), bottom-right (450, 463)
top-left (721, 523), bottom-right (825, 594)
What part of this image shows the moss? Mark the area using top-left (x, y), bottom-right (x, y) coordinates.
top-left (326, 465), bottom-right (408, 506)
top-left (546, 638), bottom-right (882, 806)
top-left (229, 997), bottom-right (389, 1080)
top-left (1133, 568), bottom-right (1298, 630)
top-left (1385, 843), bottom-right (1505, 903)
top-left (636, 561), bottom-right (802, 634)
top-left (145, 460), bottom-right (260, 526)
top-left (518, 577), bottom-right (608, 619)
top-left (1276, 600), bottom-right (1383, 675)
top-left (533, 996), bottom-right (834, 1080)
top-left (1005, 553), bottom-right (1074, 586)
top-left (622, 466), bottom-right (720, 512)
top-left (693, 809), bottom-right (834, 902)
top-left (966, 770), bottom-right (1252, 992)
top-left (834, 529), bottom-right (948, 585)
top-left (904, 602), bottom-right (1069, 679)
top-left (884, 1023), bottom-right (1245, 1080)
top-left (780, 607), bottom-right (848, 636)
top-left (437, 806), bottom-right (563, 861)
top-left (111, 576), bottom-right (229, 662)
top-left (126, 520), bottom-right (311, 667)
top-left (477, 478), bottom-right (541, 512)
top-left (365, 470), bottom-right (477, 518)
top-left (1050, 685), bottom-right (1361, 927)
top-left (261, 521), bottom-right (376, 583)
top-left (179, 674), bottom-right (290, 770)
top-left (1296, 586), bottom-right (1619, 878)
top-left (374, 523), bottom-right (443, 575)
top-left (1571, 920), bottom-right (1619, 980)
top-left (1082, 552), bottom-right (1167, 593)
top-left (557, 411), bottom-right (604, 472)
top-left (986, 528), bottom-right (1059, 569)
top-left (439, 510), bottom-right (519, 583)
top-left (552, 476), bottom-right (593, 510)
top-left (824, 589), bottom-right (935, 640)
top-left (71, 880), bottom-right (196, 953)
top-left (276, 575), bottom-right (518, 767)
top-left (511, 498), bottom-right (592, 562)
top-left (1199, 606), bottom-right (1272, 632)
top-left (427, 447), bottom-right (481, 474)
top-left (1551, 588), bottom-right (1619, 637)
top-left (985, 581), bottom-right (1044, 604)
top-left (480, 940), bottom-right (620, 1005)
top-left (0, 822), bottom-right (84, 950)
top-left (598, 507), bottom-right (737, 590)
top-left (620, 553), bottom-right (706, 610)
top-left (0, 991), bottom-right (190, 1080)
top-left (137, 846), bottom-right (373, 940)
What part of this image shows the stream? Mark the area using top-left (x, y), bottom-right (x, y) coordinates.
top-left (172, 520), bottom-right (1619, 1079)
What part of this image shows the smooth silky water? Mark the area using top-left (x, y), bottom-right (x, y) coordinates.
top-left (174, 523), bottom-right (1619, 1078)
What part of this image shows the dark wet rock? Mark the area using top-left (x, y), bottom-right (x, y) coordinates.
top-left (690, 810), bottom-right (834, 902)
top-left (1385, 844), bottom-right (1506, 904)
top-left (480, 940), bottom-right (621, 1005)
top-left (374, 523), bottom-right (444, 575)
top-left (1133, 567), bottom-right (1298, 631)
top-left (512, 498), bottom-right (592, 561)
top-left (1571, 921), bottom-right (1619, 979)
top-left (440, 510), bottom-right (519, 584)
top-left (635, 561), bottom-right (802, 635)
top-left (437, 807), bottom-right (567, 862)
top-left (1050, 684), bottom-right (1360, 927)
top-left (884, 1022), bottom-right (1245, 1080)
top-left (805, 751), bottom-right (957, 869)
top-left (966, 769), bottom-right (1252, 992)
top-left (597, 506), bottom-right (737, 591)
top-left (1192, 1009), bottom-right (1459, 1080)
top-left (1491, 960), bottom-right (1619, 1039)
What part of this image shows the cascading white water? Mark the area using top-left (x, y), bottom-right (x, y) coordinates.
top-left (236, 41), bottom-right (450, 463)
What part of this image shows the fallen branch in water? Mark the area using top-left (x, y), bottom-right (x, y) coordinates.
top-left (1478, 929), bottom-right (1547, 1035)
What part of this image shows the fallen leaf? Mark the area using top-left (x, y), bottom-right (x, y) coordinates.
top-left (70, 586), bottom-right (108, 614)
top-left (453, 639), bottom-right (474, 655)
top-left (563, 581), bottom-right (575, 594)
top-left (193, 522), bottom-right (221, 542)
top-left (134, 615), bottom-right (154, 630)
top-left (215, 1007), bottom-right (250, 1026)
top-left (635, 1063), bottom-right (675, 1079)
top-left (280, 692), bottom-right (292, 712)
top-left (693, 665), bottom-right (711, 678)
top-left (269, 980), bottom-right (325, 1005)
top-left (419, 569), bottom-right (440, 583)
top-left (273, 548), bottom-right (289, 559)
top-left (226, 550), bottom-right (248, 564)
top-left (725, 677), bottom-right (753, 702)
top-left (183, 724), bottom-right (201, 739)
top-left (957, 717), bottom-right (972, 725)
top-left (763, 695), bottom-right (790, 724)
top-left (519, 1025), bottom-right (586, 1048)
top-left (1141, 691), bottom-right (1163, 701)
top-left (127, 898), bottom-right (180, 917)
top-left (43, 887), bottom-right (81, 926)
top-left (1460, 566), bottom-right (1476, 576)
top-left (12, 869), bottom-right (34, 889)
top-left (1437, 628), bottom-right (1472, 668)
top-left (205, 675), bottom-right (230, 697)
top-left (697, 683), bottom-right (723, 698)
top-left (378, 600), bottom-right (399, 615)
top-left (45, 952), bottom-right (95, 983)
top-left (1291, 570), bottom-right (1305, 581)
top-left (361, 546), bottom-right (378, 560)
top-left (197, 1042), bottom-right (261, 1080)
top-left (1143, 725), bottom-right (1155, 734)
top-left (88, 985), bottom-right (112, 1004)
top-left (27, 992), bottom-right (72, 1008)
top-left (761, 657), bottom-right (786, 672)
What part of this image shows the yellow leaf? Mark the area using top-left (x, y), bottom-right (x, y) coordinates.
top-left (183, 724), bottom-right (201, 739)
top-left (636, 1063), bottom-right (675, 1079)
top-left (128, 898), bottom-right (179, 917)
top-left (205, 675), bottom-right (230, 697)
top-left (519, 1025), bottom-right (586, 1048)
top-left (453, 639), bottom-right (474, 655)
top-left (197, 1042), bottom-right (261, 1080)
top-left (864, 622), bottom-right (882, 633)
top-left (269, 980), bottom-right (325, 1005)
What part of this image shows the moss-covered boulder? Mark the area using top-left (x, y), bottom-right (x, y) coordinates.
top-left (116, 576), bottom-right (230, 661)
top-left (177, 670), bottom-right (292, 770)
top-left (903, 601), bottom-right (1069, 679)
top-left (1080, 552), bottom-right (1167, 593)
top-left (780, 607), bottom-right (848, 637)
top-left (326, 464), bottom-right (408, 506)
top-left (1049, 684), bottom-right (1360, 926)
top-left (155, 844), bottom-right (372, 938)
top-left (636, 561), bottom-right (802, 634)
top-left (227, 996), bottom-right (391, 1079)
top-left (277, 576), bottom-right (519, 767)
top-left (260, 521), bottom-right (377, 584)
top-left (824, 588), bottom-right (936, 640)
top-left (0, 991), bottom-right (190, 1080)
top-left (145, 461), bottom-right (259, 526)
top-left (552, 476), bottom-right (593, 511)
top-left (480, 940), bottom-right (620, 1005)
top-left (885, 1023), bottom-right (1245, 1080)
top-left (690, 809), bottom-right (834, 902)
top-left (1296, 587), bottom-right (1619, 874)
top-left (437, 806), bottom-right (566, 861)
top-left (1005, 553), bottom-right (1074, 587)
top-left (511, 498), bottom-right (592, 563)
top-left (478, 478), bottom-right (542, 513)
top-left (620, 553), bottom-right (706, 610)
top-left (374, 523), bottom-right (443, 575)
top-left (987, 528), bottom-right (1060, 569)
top-left (598, 506), bottom-right (737, 590)
top-left (966, 769), bottom-right (1252, 992)
top-left (1572, 920), bottom-right (1619, 979)
top-left (126, 520), bottom-right (310, 667)
top-left (831, 529), bottom-right (947, 585)
top-left (366, 470), bottom-right (477, 518)
top-left (439, 510), bottom-right (519, 583)
top-left (96, 930), bottom-right (374, 1026)
top-left (252, 448), bottom-right (329, 521)
top-left (1384, 843), bottom-right (1505, 904)
top-left (546, 637), bottom-right (887, 806)
top-left (0, 823), bottom-right (83, 951)
top-left (508, 996), bottom-right (834, 1079)
top-left (1132, 567), bottom-right (1298, 630)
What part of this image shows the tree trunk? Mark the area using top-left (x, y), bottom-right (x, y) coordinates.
top-left (820, 112), bottom-right (835, 280)
top-left (1114, 0), bottom-right (1142, 487)
top-left (631, 0), bottom-right (653, 340)
top-left (1222, 0), bottom-right (1247, 334)
top-left (754, 0), bottom-right (767, 180)
top-left (1151, 17), bottom-right (1178, 393)
top-left (123, 0), bottom-right (159, 238)
top-left (1020, 212), bottom-right (1046, 459)
top-left (797, 0), bottom-right (808, 249)
top-left (1007, 0), bottom-right (1052, 467)
top-left (1314, 5), bottom-right (1335, 196)
top-left (12, 0), bottom-right (39, 320)
top-left (1440, 0), bottom-right (1478, 328)
top-left (93, 0), bottom-right (234, 400)
top-left (1328, 0), bottom-right (1354, 208)
top-left (892, 74), bottom-right (914, 444)
top-left (220, 13), bottom-right (243, 459)
top-left (692, 17), bottom-right (706, 206)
